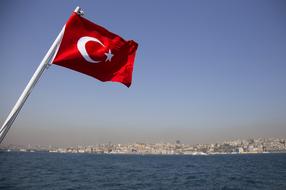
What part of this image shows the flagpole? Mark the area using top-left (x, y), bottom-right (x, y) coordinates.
top-left (0, 6), bottom-right (83, 144)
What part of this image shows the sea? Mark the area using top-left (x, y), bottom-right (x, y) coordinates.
top-left (0, 152), bottom-right (286, 190)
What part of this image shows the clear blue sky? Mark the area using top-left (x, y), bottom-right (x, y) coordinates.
top-left (0, 0), bottom-right (286, 146)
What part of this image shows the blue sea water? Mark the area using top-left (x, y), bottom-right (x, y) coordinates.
top-left (0, 152), bottom-right (286, 190)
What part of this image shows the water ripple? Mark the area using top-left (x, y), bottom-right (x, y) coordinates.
top-left (0, 152), bottom-right (286, 189)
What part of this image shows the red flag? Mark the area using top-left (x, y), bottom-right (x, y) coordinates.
top-left (52, 13), bottom-right (138, 87)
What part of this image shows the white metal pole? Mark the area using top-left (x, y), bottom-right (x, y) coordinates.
top-left (0, 6), bottom-right (83, 144)
top-left (0, 26), bottom-right (65, 144)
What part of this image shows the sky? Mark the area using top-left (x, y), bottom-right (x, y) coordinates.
top-left (0, 0), bottom-right (286, 146)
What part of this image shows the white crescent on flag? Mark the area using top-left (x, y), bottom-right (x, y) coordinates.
top-left (77, 36), bottom-right (105, 63)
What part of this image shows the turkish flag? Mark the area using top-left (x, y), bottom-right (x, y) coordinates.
top-left (52, 13), bottom-right (138, 87)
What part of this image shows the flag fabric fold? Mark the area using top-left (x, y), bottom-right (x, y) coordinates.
top-left (52, 13), bottom-right (138, 87)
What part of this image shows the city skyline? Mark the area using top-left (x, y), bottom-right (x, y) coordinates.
top-left (2, 137), bottom-right (286, 156)
top-left (1, 1), bottom-right (286, 146)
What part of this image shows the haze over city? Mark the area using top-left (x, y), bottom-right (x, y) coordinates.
top-left (0, 0), bottom-right (286, 146)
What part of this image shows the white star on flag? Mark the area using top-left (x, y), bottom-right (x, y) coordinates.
top-left (105, 49), bottom-right (113, 62)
